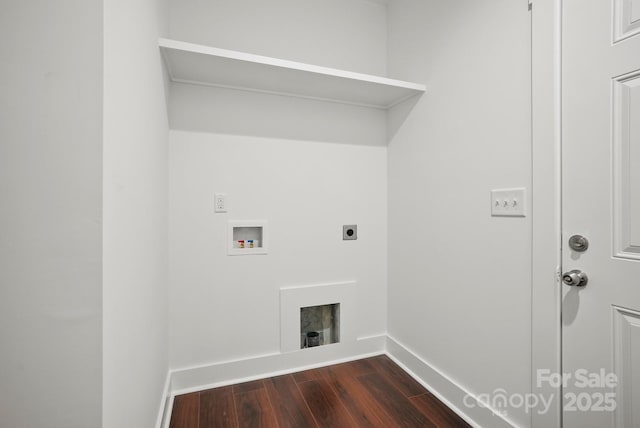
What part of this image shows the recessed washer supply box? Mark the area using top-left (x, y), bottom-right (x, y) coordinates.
top-left (228, 220), bottom-right (267, 255)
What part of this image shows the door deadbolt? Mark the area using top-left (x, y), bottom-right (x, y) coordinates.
top-left (562, 270), bottom-right (588, 287)
top-left (568, 235), bottom-right (589, 252)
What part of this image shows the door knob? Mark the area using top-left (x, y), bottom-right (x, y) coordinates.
top-left (562, 270), bottom-right (588, 287)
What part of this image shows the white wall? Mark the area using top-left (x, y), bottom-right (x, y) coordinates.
top-left (387, 1), bottom-right (532, 426)
top-left (169, 132), bottom-right (387, 368)
top-left (167, 0), bottom-right (390, 371)
top-left (168, 0), bottom-right (388, 75)
top-left (0, 2), bottom-right (103, 427)
top-left (103, 0), bottom-right (170, 426)
top-left (166, 0), bottom-right (390, 147)
top-left (168, 83), bottom-right (388, 147)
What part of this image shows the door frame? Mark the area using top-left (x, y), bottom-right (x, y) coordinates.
top-left (531, 0), bottom-right (563, 427)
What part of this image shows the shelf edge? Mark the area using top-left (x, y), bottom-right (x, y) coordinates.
top-left (159, 38), bottom-right (427, 93)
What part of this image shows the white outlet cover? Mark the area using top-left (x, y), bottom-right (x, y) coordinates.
top-left (215, 193), bottom-right (227, 213)
top-left (491, 188), bottom-right (526, 217)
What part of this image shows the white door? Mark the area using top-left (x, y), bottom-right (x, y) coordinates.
top-left (563, 0), bottom-right (640, 426)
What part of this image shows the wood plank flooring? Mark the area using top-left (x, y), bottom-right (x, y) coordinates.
top-left (169, 355), bottom-right (471, 428)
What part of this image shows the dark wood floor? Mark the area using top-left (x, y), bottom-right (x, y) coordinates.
top-left (169, 355), bottom-right (471, 428)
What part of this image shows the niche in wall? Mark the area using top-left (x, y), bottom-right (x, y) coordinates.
top-left (300, 303), bottom-right (340, 348)
top-left (280, 281), bottom-right (356, 353)
top-left (227, 220), bottom-right (267, 255)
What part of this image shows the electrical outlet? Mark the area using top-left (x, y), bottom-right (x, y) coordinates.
top-left (491, 188), bottom-right (526, 217)
top-left (215, 193), bottom-right (227, 213)
top-left (343, 225), bottom-right (357, 240)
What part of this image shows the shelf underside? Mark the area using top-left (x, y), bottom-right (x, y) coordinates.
top-left (160, 38), bottom-right (426, 109)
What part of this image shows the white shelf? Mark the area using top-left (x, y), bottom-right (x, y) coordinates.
top-left (159, 38), bottom-right (426, 109)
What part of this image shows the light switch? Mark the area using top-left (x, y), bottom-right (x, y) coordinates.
top-left (491, 188), bottom-right (526, 217)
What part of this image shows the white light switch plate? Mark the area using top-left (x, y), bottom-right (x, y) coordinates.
top-left (491, 188), bottom-right (526, 217)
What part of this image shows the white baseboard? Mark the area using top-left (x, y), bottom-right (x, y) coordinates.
top-left (157, 335), bottom-right (386, 427)
top-left (385, 335), bottom-right (515, 428)
top-left (157, 334), bottom-right (519, 428)
top-left (154, 371), bottom-right (172, 428)
top-left (171, 335), bottom-right (386, 394)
